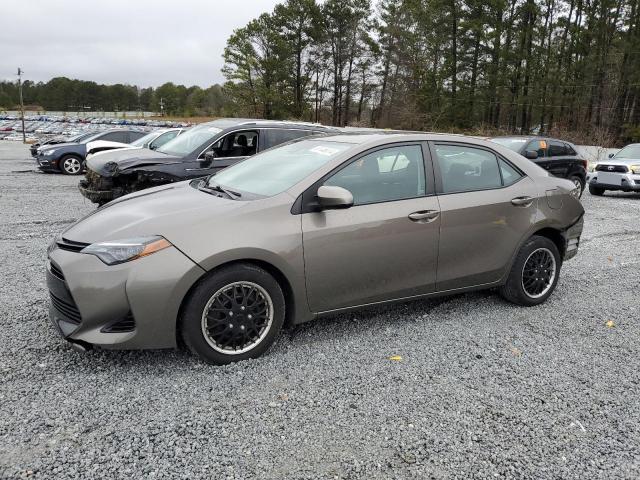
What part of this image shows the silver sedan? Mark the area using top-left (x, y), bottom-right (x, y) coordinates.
top-left (47, 133), bottom-right (584, 364)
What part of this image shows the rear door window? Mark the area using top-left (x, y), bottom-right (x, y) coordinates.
top-left (547, 140), bottom-right (567, 157)
top-left (434, 145), bottom-right (503, 193)
top-left (262, 129), bottom-right (316, 150)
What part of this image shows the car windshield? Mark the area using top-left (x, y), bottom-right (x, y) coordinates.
top-left (157, 125), bottom-right (222, 157)
top-left (490, 137), bottom-right (529, 152)
top-left (614, 144), bottom-right (640, 159)
top-left (206, 139), bottom-right (352, 197)
top-left (130, 131), bottom-right (158, 147)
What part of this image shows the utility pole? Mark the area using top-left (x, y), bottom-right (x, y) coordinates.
top-left (159, 97), bottom-right (164, 117)
top-left (17, 68), bottom-right (26, 143)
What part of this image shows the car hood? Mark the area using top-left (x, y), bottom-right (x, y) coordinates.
top-left (601, 158), bottom-right (640, 166)
top-left (63, 181), bottom-right (248, 244)
top-left (85, 147), bottom-right (180, 176)
top-left (40, 142), bottom-right (81, 152)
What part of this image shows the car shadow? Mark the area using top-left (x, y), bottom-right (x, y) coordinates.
top-left (54, 290), bottom-right (496, 371)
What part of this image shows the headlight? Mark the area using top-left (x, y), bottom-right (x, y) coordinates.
top-left (81, 236), bottom-right (172, 265)
top-left (630, 165), bottom-right (640, 174)
top-left (588, 163), bottom-right (597, 173)
top-left (43, 149), bottom-right (57, 156)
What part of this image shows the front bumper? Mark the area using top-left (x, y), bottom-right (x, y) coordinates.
top-left (587, 172), bottom-right (640, 191)
top-left (78, 180), bottom-right (116, 204)
top-left (47, 243), bottom-right (205, 350)
top-left (36, 155), bottom-right (59, 172)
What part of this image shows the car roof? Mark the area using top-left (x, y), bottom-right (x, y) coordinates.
top-left (491, 135), bottom-right (576, 145)
top-left (199, 118), bottom-right (336, 130)
top-left (317, 132), bottom-right (495, 145)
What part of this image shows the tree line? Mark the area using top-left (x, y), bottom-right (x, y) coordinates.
top-left (3, 0), bottom-right (640, 144)
top-left (222, 0), bottom-right (640, 144)
top-left (0, 77), bottom-right (230, 117)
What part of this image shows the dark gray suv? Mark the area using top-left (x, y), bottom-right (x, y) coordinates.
top-left (79, 119), bottom-right (338, 205)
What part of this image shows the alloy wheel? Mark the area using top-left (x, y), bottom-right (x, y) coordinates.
top-left (571, 178), bottom-right (583, 198)
top-left (62, 157), bottom-right (81, 174)
top-left (521, 247), bottom-right (557, 299)
top-left (201, 281), bottom-right (273, 355)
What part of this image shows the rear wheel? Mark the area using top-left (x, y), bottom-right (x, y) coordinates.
top-left (499, 235), bottom-right (561, 306)
top-left (181, 263), bottom-right (285, 364)
top-left (59, 155), bottom-right (83, 175)
top-left (569, 175), bottom-right (585, 198)
top-left (588, 185), bottom-right (605, 196)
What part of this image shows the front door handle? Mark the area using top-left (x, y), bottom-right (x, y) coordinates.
top-left (408, 210), bottom-right (440, 223)
top-left (511, 196), bottom-right (534, 207)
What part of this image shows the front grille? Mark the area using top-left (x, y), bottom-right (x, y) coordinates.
top-left (50, 292), bottom-right (82, 324)
top-left (596, 164), bottom-right (628, 173)
top-left (101, 313), bottom-right (136, 333)
top-left (56, 237), bottom-right (90, 253)
top-left (49, 261), bottom-right (65, 281)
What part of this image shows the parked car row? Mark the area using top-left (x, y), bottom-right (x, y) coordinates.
top-left (42, 119), bottom-right (585, 365)
top-left (0, 113), bottom-right (191, 128)
top-left (35, 129), bottom-right (151, 174)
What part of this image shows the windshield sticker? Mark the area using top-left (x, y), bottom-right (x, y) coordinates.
top-left (310, 145), bottom-right (342, 156)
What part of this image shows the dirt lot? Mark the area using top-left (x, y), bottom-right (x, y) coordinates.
top-left (0, 140), bottom-right (639, 479)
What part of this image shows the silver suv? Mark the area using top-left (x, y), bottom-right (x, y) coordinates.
top-left (587, 144), bottom-right (640, 195)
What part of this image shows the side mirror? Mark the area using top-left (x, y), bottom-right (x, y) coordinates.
top-left (608, 152), bottom-right (615, 158)
top-left (317, 185), bottom-right (353, 210)
top-left (148, 143), bottom-right (157, 150)
top-left (524, 150), bottom-right (538, 160)
top-left (202, 150), bottom-right (216, 163)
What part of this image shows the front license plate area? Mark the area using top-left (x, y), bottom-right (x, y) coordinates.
top-left (598, 172), bottom-right (622, 185)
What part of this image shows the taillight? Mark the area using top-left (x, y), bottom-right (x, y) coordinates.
top-left (581, 159), bottom-right (588, 170)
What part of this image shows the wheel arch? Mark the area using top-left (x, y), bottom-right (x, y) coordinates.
top-left (500, 224), bottom-right (567, 285)
top-left (176, 258), bottom-right (301, 346)
top-left (531, 227), bottom-right (566, 258)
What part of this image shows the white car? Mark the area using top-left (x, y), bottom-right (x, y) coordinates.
top-left (86, 128), bottom-right (184, 159)
top-left (587, 143), bottom-right (640, 196)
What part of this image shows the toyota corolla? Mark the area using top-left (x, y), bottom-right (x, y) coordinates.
top-left (47, 133), bottom-right (584, 364)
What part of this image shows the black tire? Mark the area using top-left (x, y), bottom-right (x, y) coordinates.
top-left (181, 263), bottom-right (285, 365)
top-left (59, 155), bottom-right (84, 175)
top-left (588, 184), bottom-right (605, 196)
top-left (568, 175), bottom-right (585, 198)
top-left (499, 235), bottom-right (561, 306)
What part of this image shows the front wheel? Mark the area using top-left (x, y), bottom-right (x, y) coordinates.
top-left (569, 175), bottom-right (585, 198)
top-left (499, 235), bottom-right (561, 306)
top-left (181, 263), bottom-right (285, 364)
top-left (59, 155), bottom-right (84, 175)
top-left (589, 185), bottom-right (605, 196)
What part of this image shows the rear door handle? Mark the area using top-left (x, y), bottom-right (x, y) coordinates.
top-left (511, 196), bottom-right (533, 207)
top-left (408, 210), bottom-right (440, 223)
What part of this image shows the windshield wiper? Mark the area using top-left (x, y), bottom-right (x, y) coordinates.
top-left (201, 182), bottom-right (241, 199)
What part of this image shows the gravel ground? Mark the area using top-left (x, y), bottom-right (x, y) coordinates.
top-left (0, 140), bottom-right (639, 479)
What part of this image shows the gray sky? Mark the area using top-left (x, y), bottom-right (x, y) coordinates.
top-left (0, 0), bottom-right (281, 87)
